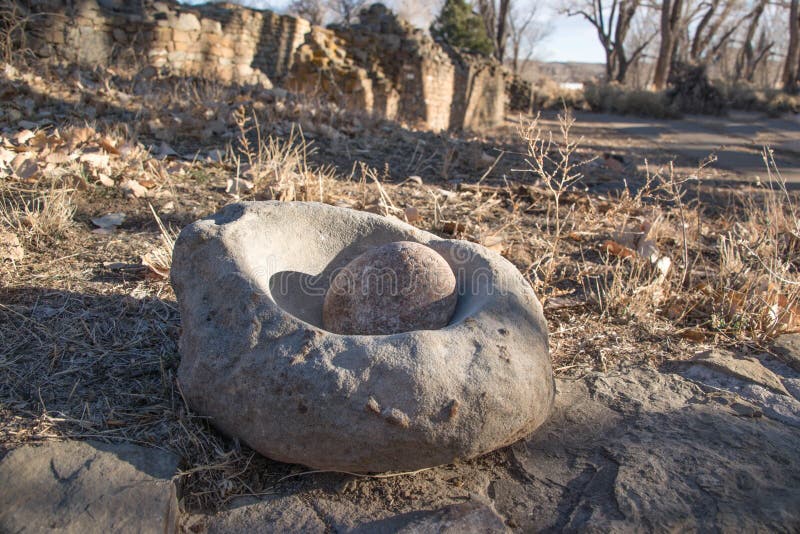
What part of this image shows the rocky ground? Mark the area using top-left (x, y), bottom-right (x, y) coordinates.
top-left (1, 61), bottom-right (800, 531)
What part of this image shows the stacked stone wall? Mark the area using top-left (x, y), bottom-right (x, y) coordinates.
top-left (23, 0), bottom-right (506, 131)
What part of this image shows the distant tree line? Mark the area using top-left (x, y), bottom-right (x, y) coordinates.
top-left (563, 0), bottom-right (798, 92)
top-left (429, 0), bottom-right (799, 92)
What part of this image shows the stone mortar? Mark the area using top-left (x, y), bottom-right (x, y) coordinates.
top-left (171, 201), bottom-right (554, 472)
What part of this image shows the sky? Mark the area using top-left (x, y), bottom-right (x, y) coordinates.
top-left (538, 11), bottom-right (605, 64)
top-left (180, 1), bottom-right (606, 64)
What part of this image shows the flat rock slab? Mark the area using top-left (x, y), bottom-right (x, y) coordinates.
top-left (506, 367), bottom-right (800, 531)
top-left (198, 496), bottom-right (506, 534)
top-left (774, 333), bottom-right (800, 372)
top-left (689, 349), bottom-right (789, 395)
top-left (681, 349), bottom-right (800, 428)
top-left (201, 495), bottom-right (327, 534)
top-left (0, 440), bottom-right (180, 534)
top-left (392, 501), bottom-right (507, 533)
top-left (186, 365), bottom-right (800, 531)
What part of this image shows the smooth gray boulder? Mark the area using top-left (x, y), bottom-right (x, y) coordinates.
top-left (172, 201), bottom-right (553, 473)
top-left (0, 440), bottom-right (180, 533)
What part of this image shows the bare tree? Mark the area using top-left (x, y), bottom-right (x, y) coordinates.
top-left (564, 0), bottom-right (653, 84)
top-left (785, 0), bottom-right (800, 93)
top-left (328, 0), bottom-right (367, 25)
top-left (652, 0), bottom-right (684, 90)
top-left (287, 0), bottom-right (326, 25)
top-left (687, 0), bottom-right (739, 64)
top-left (477, 0), bottom-right (512, 61)
top-left (626, 14), bottom-right (659, 88)
top-left (507, 1), bottom-right (550, 74)
top-left (733, 0), bottom-right (772, 82)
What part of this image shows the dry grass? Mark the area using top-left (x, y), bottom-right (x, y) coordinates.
top-left (0, 180), bottom-right (76, 247)
top-left (0, 281), bottom-right (299, 511)
top-left (702, 150), bottom-right (800, 338)
top-left (228, 106), bottom-right (337, 203)
top-left (509, 111), bottom-right (800, 344)
top-left (518, 110), bottom-right (593, 293)
top-left (583, 82), bottom-right (678, 119)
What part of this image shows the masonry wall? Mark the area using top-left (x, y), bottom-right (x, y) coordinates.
top-left (24, 0), bottom-right (506, 132)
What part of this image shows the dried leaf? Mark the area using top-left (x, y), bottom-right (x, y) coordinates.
top-left (45, 151), bottom-right (71, 164)
top-left (15, 129), bottom-right (34, 144)
top-left (656, 256), bottom-right (672, 278)
top-left (483, 234), bottom-right (505, 253)
top-left (120, 179), bottom-right (150, 198)
top-left (601, 239), bottom-right (636, 259)
top-left (0, 229), bottom-right (24, 261)
top-left (65, 126), bottom-right (95, 149)
top-left (28, 131), bottom-right (50, 149)
top-left (141, 251), bottom-right (170, 278)
top-left (225, 177), bottom-right (254, 196)
top-left (91, 212), bottom-right (126, 232)
top-left (442, 221), bottom-right (466, 235)
top-left (97, 174), bottom-right (115, 187)
top-left (567, 231), bottom-right (584, 242)
top-left (764, 287), bottom-right (800, 333)
top-left (0, 146), bottom-right (15, 164)
top-left (99, 136), bottom-right (120, 155)
top-left (403, 206), bottom-right (421, 223)
top-left (13, 159), bottom-right (40, 181)
top-left (80, 151), bottom-right (110, 170)
top-left (679, 327), bottom-right (706, 342)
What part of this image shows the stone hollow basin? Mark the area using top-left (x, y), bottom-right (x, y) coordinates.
top-left (172, 201), bottom-right (554, 473)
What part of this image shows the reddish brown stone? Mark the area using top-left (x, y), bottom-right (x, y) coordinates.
top-left (323, 241), bottom-right (457, 335)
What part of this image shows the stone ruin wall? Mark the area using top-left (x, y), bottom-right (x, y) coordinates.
top-left (24, 1), bottom-right (506, 132)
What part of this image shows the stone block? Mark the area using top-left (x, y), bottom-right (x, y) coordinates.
top-left (173, 12), bottom-right (201, 32)
top-left (236, 64), bottom-right (254, 78)
top-left (154, 27), bottom-right (173, 41)
top-left (112, 27), bottom-right (127, 44)
top-left (172, 30), bottom-right (198, 44)
top-left (167, 50), bottom-right (187, 63)
top-left (208, 43), bottom-right (234, 58)
top-left (201, 18), bottom-right (222, 34)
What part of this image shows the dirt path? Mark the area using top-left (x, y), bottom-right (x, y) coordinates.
top-left (569, 111), bottom-right (800, 184)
